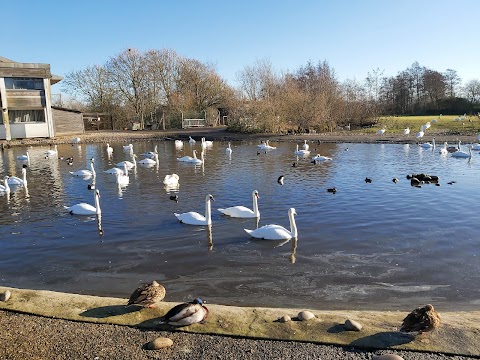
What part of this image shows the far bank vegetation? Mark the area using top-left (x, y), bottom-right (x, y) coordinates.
top-left (60, 48), bottom-right (480, 134)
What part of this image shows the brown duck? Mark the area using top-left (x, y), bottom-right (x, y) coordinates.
top-left (400, 304), bottom-right (441, 333)
top-left (127, 280), bottom-right (166, 308)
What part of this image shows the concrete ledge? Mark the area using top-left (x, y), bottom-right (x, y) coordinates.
top-left (0, 286), bottom-right (479, 356)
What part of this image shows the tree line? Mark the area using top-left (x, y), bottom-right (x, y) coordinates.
top-left (60, 48), bottom-right (480, 133)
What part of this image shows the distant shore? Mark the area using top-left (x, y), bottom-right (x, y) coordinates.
top-left (1, 126), bottom-right (479, 148)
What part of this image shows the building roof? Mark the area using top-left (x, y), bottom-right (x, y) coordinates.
top-left (0, 55), bottom-right (63, 83)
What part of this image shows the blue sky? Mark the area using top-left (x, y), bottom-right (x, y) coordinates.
top-left (4, 0), bottom-right (479, 94)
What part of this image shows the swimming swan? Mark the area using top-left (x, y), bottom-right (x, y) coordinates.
top-left (7, 167), bottom-right (27, 186)
top-left (138, 153), bottom-right (158, 166)
top-left (116, 164), bottom-right (130, 186)
top-left (294, 144), bottom-right (310, 156)
top-left (451, 142), bottom-right (472, 158)
top-left (302, 140), bottom-right (309, 151)
top-left (312, 154), bottom-right (332, 162)
top-left (163, 174), bottom-right (179, 186)
top-left (218, 190), bottom-right (260, 218)
top-left (64, 189), bottom-right (101, 215)
top-left (188, 136), bottom-right (196, 145)
top-left (244, 208), bottom-right (297, 240)
top-left (175, 194), bottom-right (214, 225)
top-left (16, 150), bottom-right (30, 162)
top-left (116, 154), bottom-right (137, 169)
top-left (70, 158), bottom-right (96, 178)
top-left (177, 150), bottom-right (204, 164)
top-left (45, 144), bottom-right (58, 157)
top-left (0, 176), bottom-right (10, 193)
top-left (106, 143), bottom-right (113, 154)
top-left (226, 142), bottom-right (233, 155)
top-left (141, 145), bottom-right (158, 159)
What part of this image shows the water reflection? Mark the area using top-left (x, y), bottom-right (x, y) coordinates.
top-left (96, 214), bottom-right (104, 237)
top-left (207, 225), bottom-right (213, 251)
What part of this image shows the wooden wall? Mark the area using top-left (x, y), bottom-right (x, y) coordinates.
top-left (52, 107), bottom-right (84, 136)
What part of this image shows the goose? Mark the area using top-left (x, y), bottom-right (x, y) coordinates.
top-left (70, 158), bottom-right (96, 178)
top-left (400, 304), bottom-right (441, 333)
top-left (163, 174), bottom-right (179, 186)
top-left (302, 140), bottom-right (309, 151)
top-left (0, 176), bottom-right (10, 193)
top-left (451, 142), bottom-right (472, 158)
top-left (188, 136), bottom-right (196, 145)
top-left (244, 207), bottom-right (297, 240)
top-left (403, 127), bottom-right (410, 136)
top-left (123, 144), bottom-right (133, 152)
top-left (420, 138), bottom-right (435, 149)
top-left (45, 144), bottom-right (58, 157)
top-left (126, 280), bottom-right (166, 308)
top-left (159, 298), bottom-right (208, 326)
top-left (218, 190), bottom-right (260, 218)
top-left (116, 154), bottom-right (137, 169)
top-left (7, 167), bottom-right (27, 187)
top-left (138, 152), bottom-right (158, 166)
top-left (311, 154), bottom-right (332, 162)
top-left (141, 145), bottom-right (158, 159)
top-left (16, 150), bottom-right (30, 162)
top-left (64, 189), bottom-right (101, 215)
top-left (225, 142), bottom-right (233, 155)
top-left (439, 142), bottom-right (448, 155)
top-left (106, 143), bottom-right (113, 154)
top-left (174, 194), bottom-right (214, 225)
top-left (377, 128), bottom-right (386, 135)
top-left (294, 144), bottom-right (310, 156)
top-left (116, 164), bottom-right (129, 186)
top-left (175, 140), bottom-right (184, 149)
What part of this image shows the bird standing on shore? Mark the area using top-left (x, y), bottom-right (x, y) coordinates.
top-left (126, 280), bottom-right (166, 308)
top-left (400, 304), bottom-right (441, 333)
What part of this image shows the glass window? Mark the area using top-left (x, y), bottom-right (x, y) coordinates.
top-left (9, 110), bottom-right (45, 123)
top-left (4, 77), bottom-right (44, 90)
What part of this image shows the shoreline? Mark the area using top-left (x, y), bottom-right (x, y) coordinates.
top-left (0, 286), bottom-right (479, 359)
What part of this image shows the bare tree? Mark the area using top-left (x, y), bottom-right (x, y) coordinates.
top-left (444, 69), bottom-right (461, 98)
top-left (463, 79), bottom-right (480, 104)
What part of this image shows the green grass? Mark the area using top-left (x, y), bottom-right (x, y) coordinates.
top-left (359, 115), bottom-right (480, 135)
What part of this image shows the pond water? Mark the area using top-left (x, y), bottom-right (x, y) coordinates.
top-left (0, 139), bottom-right (479, 311)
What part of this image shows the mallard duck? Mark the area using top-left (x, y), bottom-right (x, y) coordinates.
top-left (126, 280), bottom-right (166, 308)
top-left (159, 298), bottom-right (208, 326)
top-left (400, 304), bottom-right (441, 333)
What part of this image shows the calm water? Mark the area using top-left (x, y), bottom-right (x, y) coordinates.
top-left (0, 139), bottom-right (479, 311)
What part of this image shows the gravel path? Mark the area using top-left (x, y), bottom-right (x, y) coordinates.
top-left (0, 310), bottom-right (474, 360)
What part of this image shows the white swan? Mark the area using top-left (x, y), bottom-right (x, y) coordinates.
top-left (104, 166), bottom-right (124, 175)
top-left (70, 158), bottom-right (96, 178)
top-left (226, 142), bottom-right (233, 155)
top-left (177, 150), bottom-right (204, 164)
top-left (439, 142), bottom-right (448, 155)
top-left (163, 174), bottom-right (179, 186)
top-left (403, 127), bottom-right (410, 136)
top-left (116, 154), bottom-right (137, 169)
top-left (294, 144), bottom-right (310, 156)
top-left (175, 140), bottom-right (184, 149)
top-left (416, 130), bottom-right (425, 139)
top-left (116, 164), bottom-right (130, 186)
top-left (106, 143), bottom-right (113, 154)
top-left (138, 153), bottom-right (158, 166)
top-left (141, 145), bottom-right (158, 159)
top-left (420, 138), bottom-right (435, 149)
top-left (123, 144), bottom-right (133, 152)
top-left (64, 189), bottom-right (101, 215)
top-left (312, 154), bottom-right (332, 162)
top-left (175, 194), bottom-right (214, 225)
top-left (471, 143), bottom-right (480, 151)
top-left (263, 140), bottom-right (276, 150)
top-left (451, 142), bottom-right (472, 158)
top-left (0, 176), bottom-right (10, 193)
top-left (244, 208), bottom-right (297, 240)
top-left (16, 150), bottom-right (30, 162)
top-left (218, 190), bottom-right (260, 218)
top-left (45, 144), bottom-right (58, 157)
top-left (7, 167), bottom-right (27, 186)
top-left (188, 136), bottom-right (196, 145)
top-left (302, 140), bottom-right (309, 151)
top-left (201, 137), bottom-right (213, 148)
top-left (377, 128), bottom-right (386, 135)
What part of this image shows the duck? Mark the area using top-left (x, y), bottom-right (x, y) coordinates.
top-left (311, 154), bottom-right (332, 162)
top-left (45, 144), bottom-right (58, 157)
top-left (174, 194), bottom-right (214, 225)
top-left (16, 150), bottom-right (30, 162)
top-left (163, 174), bottom-right (180, 186)
top-left (175, 140), bottom-right (184, 149)
top-left (403, 127), bottom-right (410, 136)
top-left (365, 177), bottom-right (372, 183)
top-left (327, 187), bottom-right (337, 194)
top-left (116, 164), bottom-right (130, 186)
top-left (141, 145), bottom-right (158, 159)
top-left (294, 144), bottom-right (310, 156)
top-left (218, 190), bottom-right (260, 218)
top-left (7, 167), bottom-right (27, 187)
top-left (106, 143), bottom-right (113, 154)
top-left (400, 304), bottom-right (441, 333)
top-left (302, 139), bottom-right (309, 151)
top-left (226, 142), bottom-right (233, 155)
top-left (451, 142), bottom-right (472, 158)
top-left (277, 175), bottom-right (284, 185)
top-left (244, 208), bottom-right (297, 240)
top-left (138, 152), bottom-right (158, 166)
top-left (0, 176), bottom-right (10, 193)
top-left (64, 189), bottom-right (101, 215)
top-left (159, 298), bottom-right (208, 326)
top-left (126, 280), bottom-right (166, 308)
top-left (70, 158), bottom-right (96, 178)
top-left (188, 136), bottom-right (196, 145)
top-left (116, 154), bottom-right (137, 169)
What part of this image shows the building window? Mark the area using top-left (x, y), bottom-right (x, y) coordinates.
top-left (9, 109), bottom-right (45, 123)
top-left (4, 77), bottom-right (44, 90)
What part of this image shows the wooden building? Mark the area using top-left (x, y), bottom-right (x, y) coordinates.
top-left (0, 56), bottom-right (82, 140)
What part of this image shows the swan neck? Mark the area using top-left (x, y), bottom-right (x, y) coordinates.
top-left (90, 161), bottom-right (96, 177)
top-left (94, 192), bottom-right (101, 214)
top-left (206, 197), bottom-right (212, 225)
top-left (289, 211), bottom-right (297, 238)
top-left (253, 193), bottom-right (260, 217)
